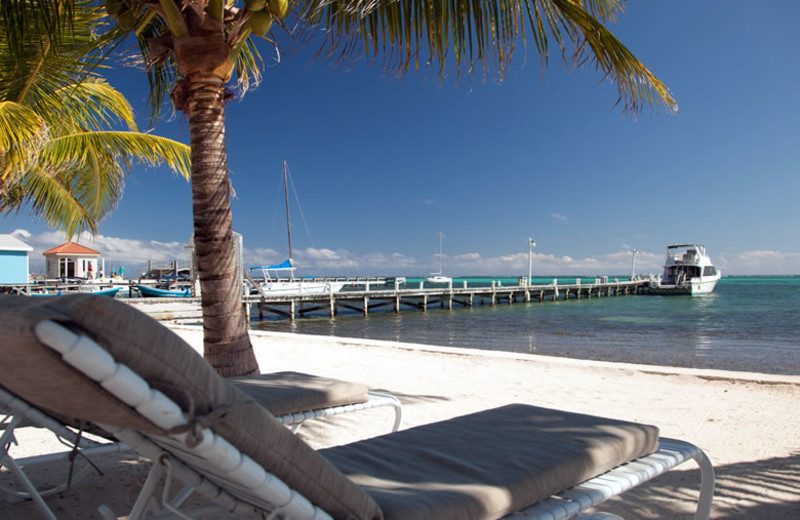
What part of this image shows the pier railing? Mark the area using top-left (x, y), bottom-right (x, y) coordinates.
top-left (244, 278), bottom-right (649, 321)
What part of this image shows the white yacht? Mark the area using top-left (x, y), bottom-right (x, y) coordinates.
top-left (649, 244), bottom-right (721, 295)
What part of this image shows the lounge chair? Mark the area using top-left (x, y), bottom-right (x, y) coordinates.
top-left (1, 316), bottom-right (400, 519)
top-left (231, 371), bottom-right (401, 433)
top-left (1, 339), bottom-right (400, 520)
top-left (1, 375), bottom-right (399, 520)
top-left (0, 295), bottom-right (714, 519)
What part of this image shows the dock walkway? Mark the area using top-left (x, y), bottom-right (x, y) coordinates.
top-left (125, 278), bottom-right (649, 322)
top-left (249, 279), bottom-right (647, 320)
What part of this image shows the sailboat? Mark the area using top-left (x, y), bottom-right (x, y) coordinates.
top-left (249, 161), bottom-right (346, 296)
top-left (425, 231), bottom-right (452, 284)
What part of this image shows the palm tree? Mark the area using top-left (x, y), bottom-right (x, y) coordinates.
top-left (0, 1), bottom-right (191, 237)
top-left (3, 0), bottom-right (676, 377)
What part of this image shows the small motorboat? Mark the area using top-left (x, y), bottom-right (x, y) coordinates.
top-left (649, 244), bottom-right (721, 295)
top-left (136, 285), bottom-right (192, 298)
top-left (79, 286), bottom-right (121, 297)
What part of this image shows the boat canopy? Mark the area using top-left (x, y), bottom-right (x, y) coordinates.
top-left (667, 244), bottom-right (705, 250)
top-left (250, 259), bottom-right (295, 271)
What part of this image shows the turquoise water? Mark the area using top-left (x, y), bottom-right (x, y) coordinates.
top-left (250, 277), bottom-right (800, 375)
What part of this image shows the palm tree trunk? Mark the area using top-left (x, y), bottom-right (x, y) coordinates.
top-left (185, 74), bottom-right (259, 376)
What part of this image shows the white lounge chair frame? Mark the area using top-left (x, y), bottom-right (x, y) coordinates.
top-left (0, 387), bottom-right (128, 520)
top-left (31, 319), bottom-right (714, 520)
top-left (275, 390), bottom-right (402, 433)
top-left (0, 388), bottom-right (400, 520)
top-left (1, 370), bottom-right (400, 520)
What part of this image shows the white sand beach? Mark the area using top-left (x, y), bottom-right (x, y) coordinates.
top-left (3, 325), bottom-right (799, 519)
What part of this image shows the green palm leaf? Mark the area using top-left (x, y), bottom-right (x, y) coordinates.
top-left (42, 131), bottom-right (191, 181)
top-left (0, 101), bottom-right (46, 179)
top-left (296, 0), bottom-right (676, 114)
top-left (0, 0), bottom-right (191, 237)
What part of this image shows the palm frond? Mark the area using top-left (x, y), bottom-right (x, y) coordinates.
top-left (552, 0), bottom-right (675, 114)
top-left (21, 163), bottom-right (98, 236)
top-left (40, 131), bottom-right (192, 181)
top-left (131, 11), bottom-right (180, 123)
top-left (0, 0), bottom-right (76, 62)
top-left (0, 1), bottom-right (193, 237)
top-left (0, 0), bottom-right (109, 109)
top-left (0, 101), bottom-right (47, 180)
top-left (14, 130), bottom-right (190, 237)
top-left (296, 0), bottom-right (676, 114)
top-left (44, 79), bottom-right (139, 133)
top-left (232, 37), bottom-right (265, 97)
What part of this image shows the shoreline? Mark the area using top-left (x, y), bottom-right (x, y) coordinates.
top-left (3, 325), bottom-right (799, 518)
top-left (237, 325), bottom-right (800, 387)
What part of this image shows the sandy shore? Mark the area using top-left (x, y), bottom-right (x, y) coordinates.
top-left (3, 325), bottom-right (799, 519)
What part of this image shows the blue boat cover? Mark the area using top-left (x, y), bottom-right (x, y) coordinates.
top-left (250, 259), bottom-right (294, 271)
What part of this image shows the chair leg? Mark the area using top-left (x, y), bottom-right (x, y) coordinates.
top-left (367, 391), bottom-right (403, 432)
top-left (125, 455), bottom-right (168, 520)
top-left (692, 447), bottom-right (716, 520)
top-left (1, 453), bottom-right (58, 520)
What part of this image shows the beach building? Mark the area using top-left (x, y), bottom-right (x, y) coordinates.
top-left (42, 242), bottom-right (101, 279)
top-left (0, 234), bottom-right (34, 284)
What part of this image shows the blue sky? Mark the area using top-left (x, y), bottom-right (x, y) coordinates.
top-left (5, 1), bottom-right (800, 276)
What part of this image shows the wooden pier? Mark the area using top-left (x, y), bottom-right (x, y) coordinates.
top-left (8, 277), bottom-right (650, 322)
top-left (246, 278), bottom-right (650, 321)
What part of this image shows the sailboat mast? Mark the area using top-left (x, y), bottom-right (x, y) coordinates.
top-left (437, 231), bottom-right (443, 275)
top-left (283, 160), bottom-right (293, 262)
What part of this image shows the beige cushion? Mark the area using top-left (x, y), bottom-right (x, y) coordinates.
top-left (230, 371), bottom-right (369, 417)
top-left (0, 295), bottom-right (382, 520)
top-left (322, 404), bottom-right (659, 520)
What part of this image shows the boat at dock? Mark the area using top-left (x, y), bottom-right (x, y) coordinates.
top-left (79, 286), bottom-right (121, 297)
top-left (249, 161), bottom-right (345, 297)
top-left (31, 285), bottom-right (121, 297)
top-left (135, 285), bottom-right (192, 298)
top-left (249, 261), bottom-right (346, 296)
top-left (649, 244), bottom-right (721, 295)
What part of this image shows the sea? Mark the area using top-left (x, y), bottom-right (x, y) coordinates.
top-left (250, 276), bottom-right (800, 376)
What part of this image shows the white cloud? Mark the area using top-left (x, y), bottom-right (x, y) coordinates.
top-left (729, 250), bottom-right (800, 275)
top-left (453, 252), bottom-right (481, 261)
top-left (242, 247), bottom-right (281, 268)
top-left (303, 247), bottom-right (342, 260)
top-left (17, 229), bottom-right (191, 276)
top-left (13, 228), bottom-right (799, 277)
top-left (550, 213), bottom-right (569, 222)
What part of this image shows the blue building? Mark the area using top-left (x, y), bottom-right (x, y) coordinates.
top-left (0, 234), bottom-right (34, 284)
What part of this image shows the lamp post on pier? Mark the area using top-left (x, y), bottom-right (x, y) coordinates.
top-left (528, 238), bottom-right (536, 286)
top-left (631, 249), bottom-right (638, 280)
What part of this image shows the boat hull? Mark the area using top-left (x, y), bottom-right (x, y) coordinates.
top-left (256, 281), bottom-right (346, 296)
top-left (136, 285), bottom-right (192, 298)
top-left (649, 275), bottom-right (720, 296)
top-left (79, 287), bottom-right (121, 297)
top-left (32, 287), bottom-right (121, 297)
top-left (425, 276), bottom-right (452, 284)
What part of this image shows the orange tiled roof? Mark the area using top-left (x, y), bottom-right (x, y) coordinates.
top-left (41, 242), bottom-right (101, 256)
